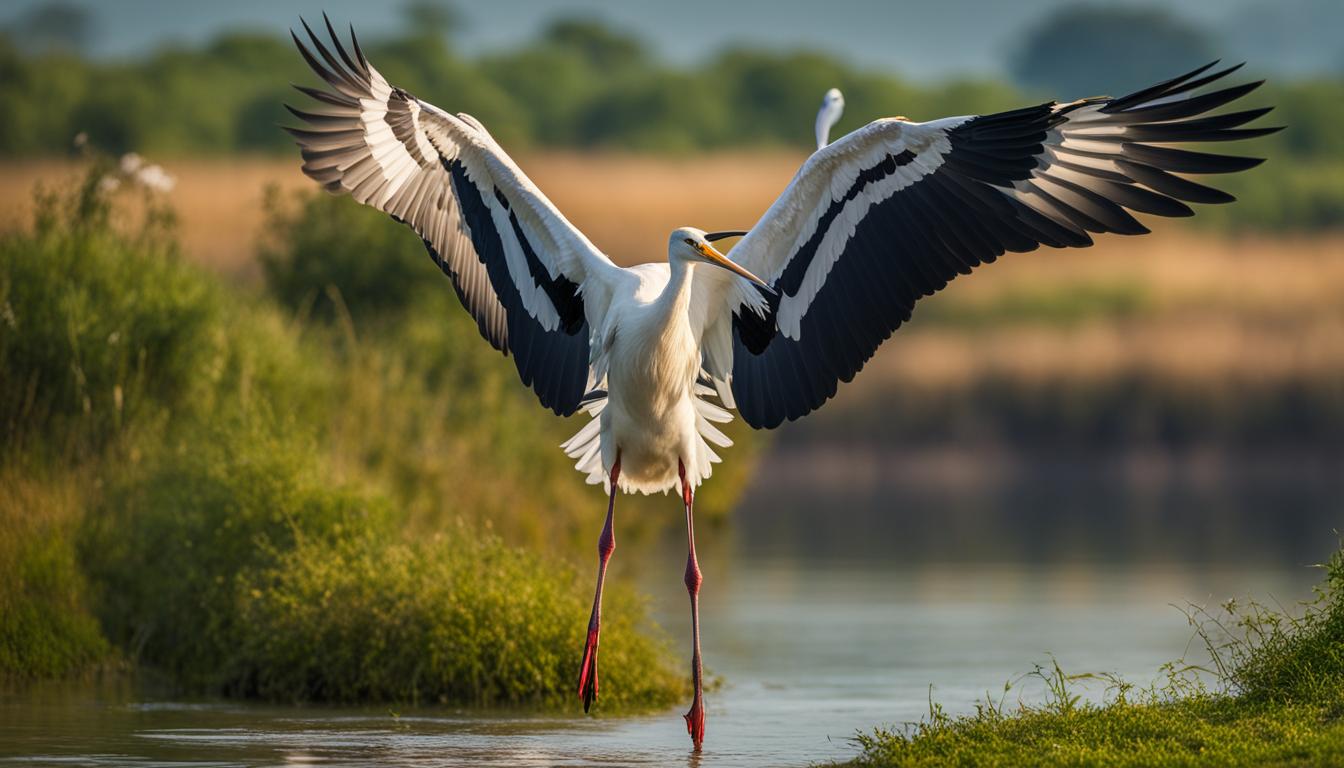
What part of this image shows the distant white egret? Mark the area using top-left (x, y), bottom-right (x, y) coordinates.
top-left (816, 87), bottom-right (845, 149)
top-left (287, 16), bottom-right (1278, 749)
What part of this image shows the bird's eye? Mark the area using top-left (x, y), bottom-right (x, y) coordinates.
top-left (684, 238), bottom-right (694, 246)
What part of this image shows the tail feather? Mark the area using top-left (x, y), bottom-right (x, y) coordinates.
top-left (560, 386), bottom-right (737, 494)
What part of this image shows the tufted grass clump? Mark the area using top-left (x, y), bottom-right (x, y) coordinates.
top-left (236, 521), bottom-right (683, 708)
top-left (844, 548), bottom-right (1344, 767)
top-left (1219, 553), bottom-right (1344, 707)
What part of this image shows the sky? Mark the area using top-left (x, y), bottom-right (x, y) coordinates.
top-left (2, 0), bottom-right (1339, 80)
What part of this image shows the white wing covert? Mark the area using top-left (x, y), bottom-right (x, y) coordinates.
top-left (701, 62), bottom-right (1279, 429)
top-left (286, 17), bottom-right (629, 416)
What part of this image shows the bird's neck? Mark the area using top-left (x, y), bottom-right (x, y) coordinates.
top-left (642, 258), bottom-right (698, 352)
top-left (658, 258), bottom-right (697, 319)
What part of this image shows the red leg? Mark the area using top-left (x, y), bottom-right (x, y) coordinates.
top-left (680, 460), bottom-right (706, 749)
top-left (579, 456), bottom-right (620, 712)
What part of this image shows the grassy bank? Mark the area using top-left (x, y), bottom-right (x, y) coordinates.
top-left (0, 162), bottom-right (695, 709)
top-left (843, 548), bottom-right (1344, 767)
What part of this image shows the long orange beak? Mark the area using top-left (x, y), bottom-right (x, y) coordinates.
top-left (695, 242), bottom-right (772, 290)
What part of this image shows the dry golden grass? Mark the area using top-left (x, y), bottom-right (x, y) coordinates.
top-left (854, 233), bottom-right (1344, 398)
top-left (0, 158), bottom-right (314, 279)
top-left (0, 153), bottom-right (803, 276)
top-left (5, 154), bottom-right (1342, 390)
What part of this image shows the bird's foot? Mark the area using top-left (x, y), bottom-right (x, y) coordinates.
top-left (578, 624), bottom-right (600, 712)
top-left (684, 694), bottom-right (705, 749)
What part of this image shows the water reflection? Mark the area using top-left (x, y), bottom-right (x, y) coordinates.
top-left (732, 445), bottom-right (1343, 567)
top-left (1, 451), bottom-right (1335, 767)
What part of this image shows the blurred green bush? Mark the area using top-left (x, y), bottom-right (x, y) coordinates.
top-left (259, 188), bottom-right (438, 323)
top-left (0, 171), bottom-right (217, 456)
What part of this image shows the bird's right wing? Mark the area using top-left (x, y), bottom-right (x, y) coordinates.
top-left (285, 18), bottom-right (631, 416)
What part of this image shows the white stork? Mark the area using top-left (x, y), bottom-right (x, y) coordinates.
top-left (285, 16), bottom-right (1278, 749)
top-left (816, 87), bottom-right (845, 149)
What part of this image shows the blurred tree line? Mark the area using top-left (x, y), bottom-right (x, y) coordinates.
top-left (0, 3), bottom-right (1340, 227)
top-left (0, 12), bottom-right (1018, 156)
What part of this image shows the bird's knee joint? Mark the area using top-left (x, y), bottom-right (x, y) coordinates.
top-left (597, 529), bottom-right (615, 560)
top-left (684, 562), bottom-right (702, 594)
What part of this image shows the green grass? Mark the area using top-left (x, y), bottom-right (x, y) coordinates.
top-left (0, 161), bottom-right (691, 708)
top-left (843, 548), bottom-right (1344, 767)
top-left (0, 468), bottom-right (109, 680)
top-left (851, 694), bottom-right (1344, 767)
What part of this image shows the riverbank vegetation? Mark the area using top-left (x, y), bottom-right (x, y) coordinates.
top-left (843, 545), bottom-right (1344, 766)
top-left (0, 161), bottom-right (693, 709)
top-left (0, 8), bottom-right (1341, 230)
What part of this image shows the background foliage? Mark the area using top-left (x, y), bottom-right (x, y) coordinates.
top-left (2, 6), bottom-right (1339, 230)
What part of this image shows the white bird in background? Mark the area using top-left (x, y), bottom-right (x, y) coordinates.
top-left (286, 16), bottom-right (1278, 750)
top-left (816, 87), bottom-right (845, 149)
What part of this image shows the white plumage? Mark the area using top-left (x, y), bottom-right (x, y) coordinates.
top-left (816, 87), bottom-right (845, 149)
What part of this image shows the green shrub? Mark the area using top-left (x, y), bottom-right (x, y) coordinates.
top-left (0, 167), bottom-right (330, 463)
top-left (259, 188), bottom-right (439, 323)
top-left (81, 432), bottom-right (389, 691)
top-left (0, 172), bottom-right (219, 456)
top-left (0, 163), bottom-right (325, 683)
top-left (80, 433), bottom-right (682, 708)
top-left (236, 522), bottom-right (683, 708)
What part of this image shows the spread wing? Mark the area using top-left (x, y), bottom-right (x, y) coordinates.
top-left (285, 17), bottom-right (631, 416)
top-left (699, 62), bottom-right (1279, 428)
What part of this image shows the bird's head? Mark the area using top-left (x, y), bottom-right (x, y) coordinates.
top-left (669, 227), bottom-right (770, 289)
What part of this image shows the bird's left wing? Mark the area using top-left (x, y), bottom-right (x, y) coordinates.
top-left (285, 17), bottom-right (630, 416)
top-left (700, 62), bottom-right (1279, 429)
